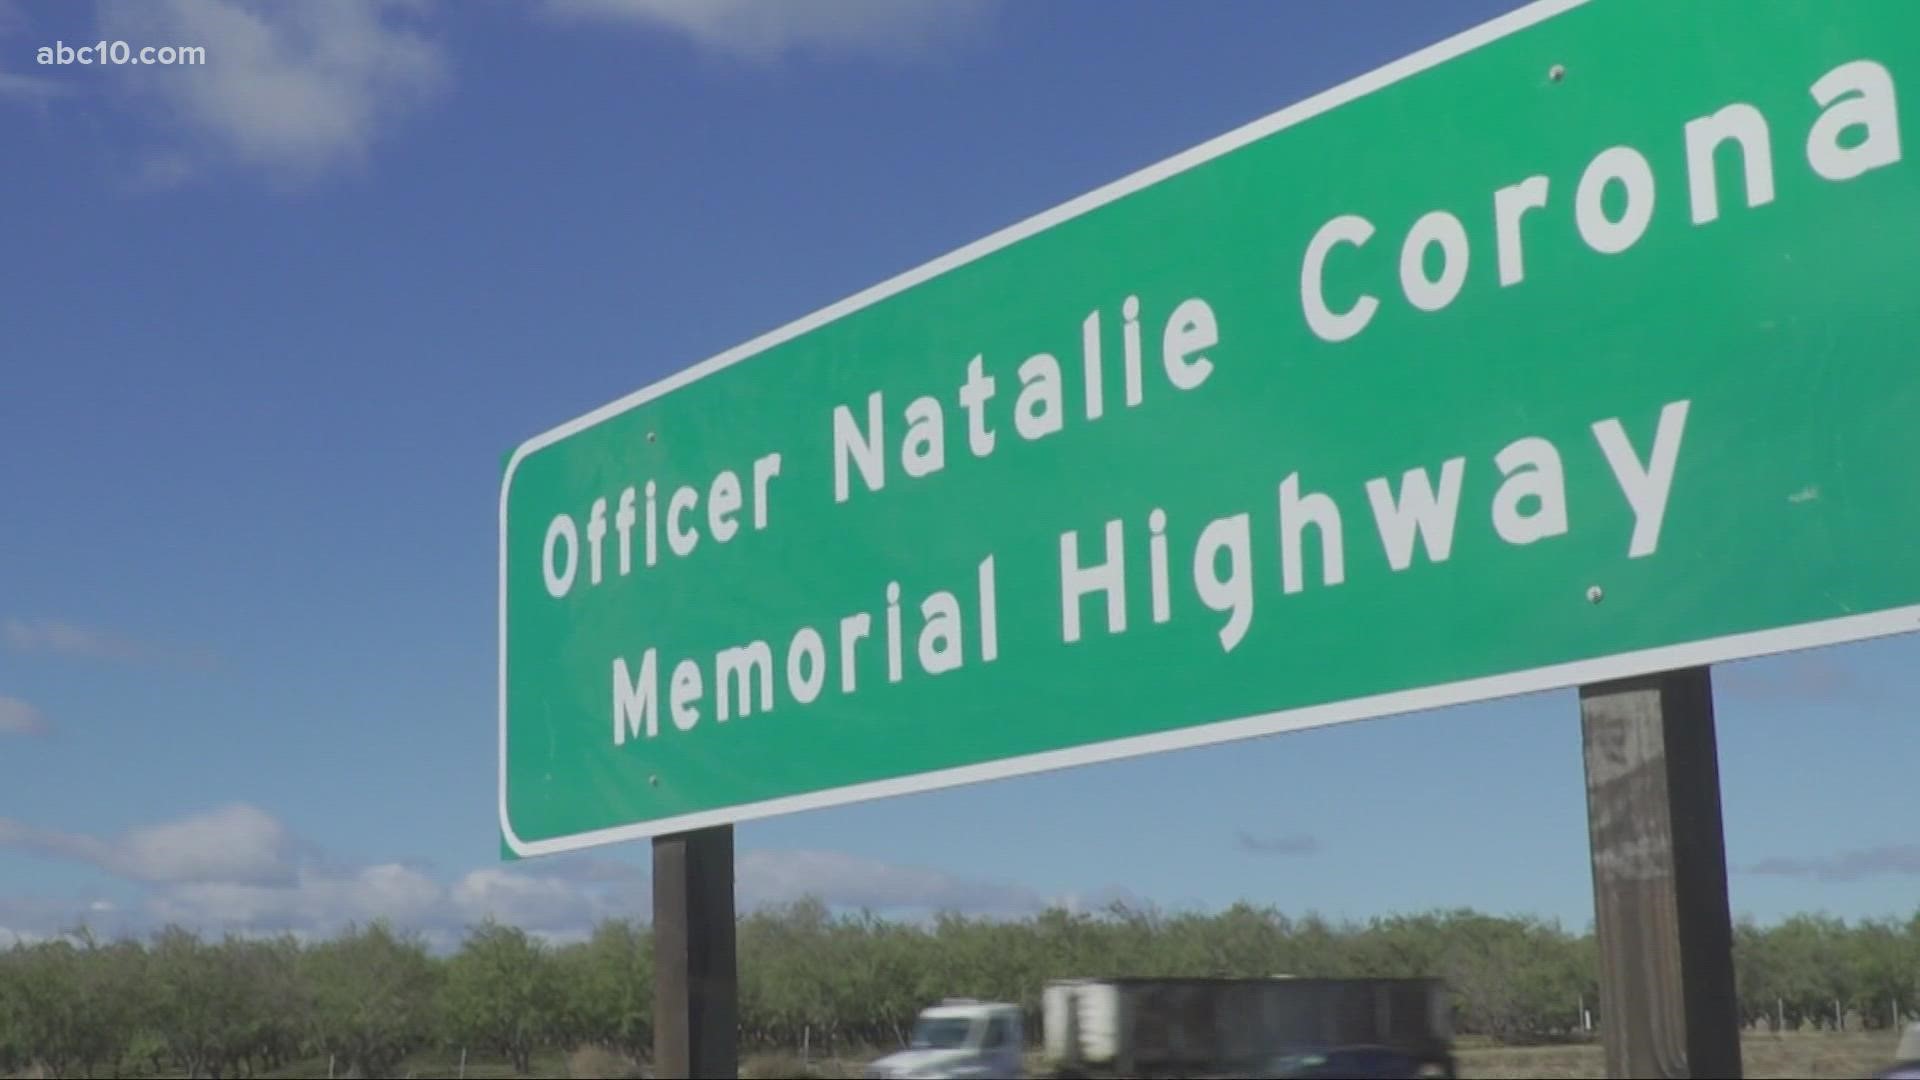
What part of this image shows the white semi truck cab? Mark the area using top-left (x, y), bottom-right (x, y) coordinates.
top-left (864, 999), bottom-right (1027, 1079)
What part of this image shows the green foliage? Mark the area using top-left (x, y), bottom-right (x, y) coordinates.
top-left (146, 925), bottom-right (257, 1078)
top-left (303, 920), bottom-right (442, 1079)
top-left (554, 917), bottom-right (652, 1060)
top-left (1, 936), bottom-right (87, 1078)
top-left (445, 920), bottom-right (562, 1074)
top-left (0, 903), bottom-right (1914, 1077)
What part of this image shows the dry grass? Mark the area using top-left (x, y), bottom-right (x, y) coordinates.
top-left (741, 1050), bottom-right (866, 1078)
top-left (9, 1033), bottom-right (1894, 1079)
top-left (1457, 1030), bottom-right (1901, 1079)
top-left (564, 1045), bottom-right (647, 1078)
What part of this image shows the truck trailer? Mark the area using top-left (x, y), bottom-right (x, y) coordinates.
top-left (1040, 975), bottom-right (1455, 1079)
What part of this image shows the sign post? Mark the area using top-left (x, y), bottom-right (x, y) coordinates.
top-left (1581, 668), bottom-right (1741, 1078)
top-left (652, 825), bottom-right (737, 1080)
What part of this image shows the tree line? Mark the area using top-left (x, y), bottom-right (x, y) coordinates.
top-left (2, 901), bottom-right (1915, 1077)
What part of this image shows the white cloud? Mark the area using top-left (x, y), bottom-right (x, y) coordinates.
top-left (93, 0), bottom-right (449, 183)
top-left (1047, 885), bottom-right (1147, 917)
top-left (541, 0), bottom-right (997, 62)
top-left (0, 695), bottom-right (47, 735)
top-left (5, 619), bottom-right (121, 656)
top-left (0, 895), bottom-right (133, 945)
top-left (517, 853), bottom-right (648, 885)
top-left (0, 803), bottom-right (1095, 946)
top-left (0, 803), bottom-right (297, 887)
top-left (0, 1), bottom-right (66, 104)
top-left (150, 863), bottom-right (446, 934)
top-left (0, 804), bottom-right (640, 945)
top-left (0, 925), bottom-right (54, 947)
top-left (0, 70), bottom-right (66, 102)
top-left (116, 803), bottom-right (298, 886)
top-left (6, 618), bottom-right (149, 661)
top-left (0, 804), bottom-right (627, 944)
top-left (4, 617), bottom-right (217, 669)
top-left (1742, 844), bottom-right (1920, 883)
top-left (24, 0), bottom-right (991, 187)
top-left (1719, 649), bottom-right (1885, 706)
top-left (144, 862), bottom-right (648, 949)
top-left (449, 867), bottom-right (627, 939)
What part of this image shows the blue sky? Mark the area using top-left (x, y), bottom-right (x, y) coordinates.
top-left (1, 0), bottom-right (1916, 948)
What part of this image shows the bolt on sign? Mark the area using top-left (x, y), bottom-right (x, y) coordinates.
top-left (500, 0), bottom-right (1920, 857)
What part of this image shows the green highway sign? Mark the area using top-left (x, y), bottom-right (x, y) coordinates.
top-left (500, 0), bottom-right (1920, 857)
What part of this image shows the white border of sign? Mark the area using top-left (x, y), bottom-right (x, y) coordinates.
top-left (499, 0), bottom-right (1920, 858)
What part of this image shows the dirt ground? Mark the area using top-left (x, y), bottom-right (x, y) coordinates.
top-left (1454, 1030), bottom-right (1901, 1079)
top-left (745, 1030), bottom-right (1906, 1079)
